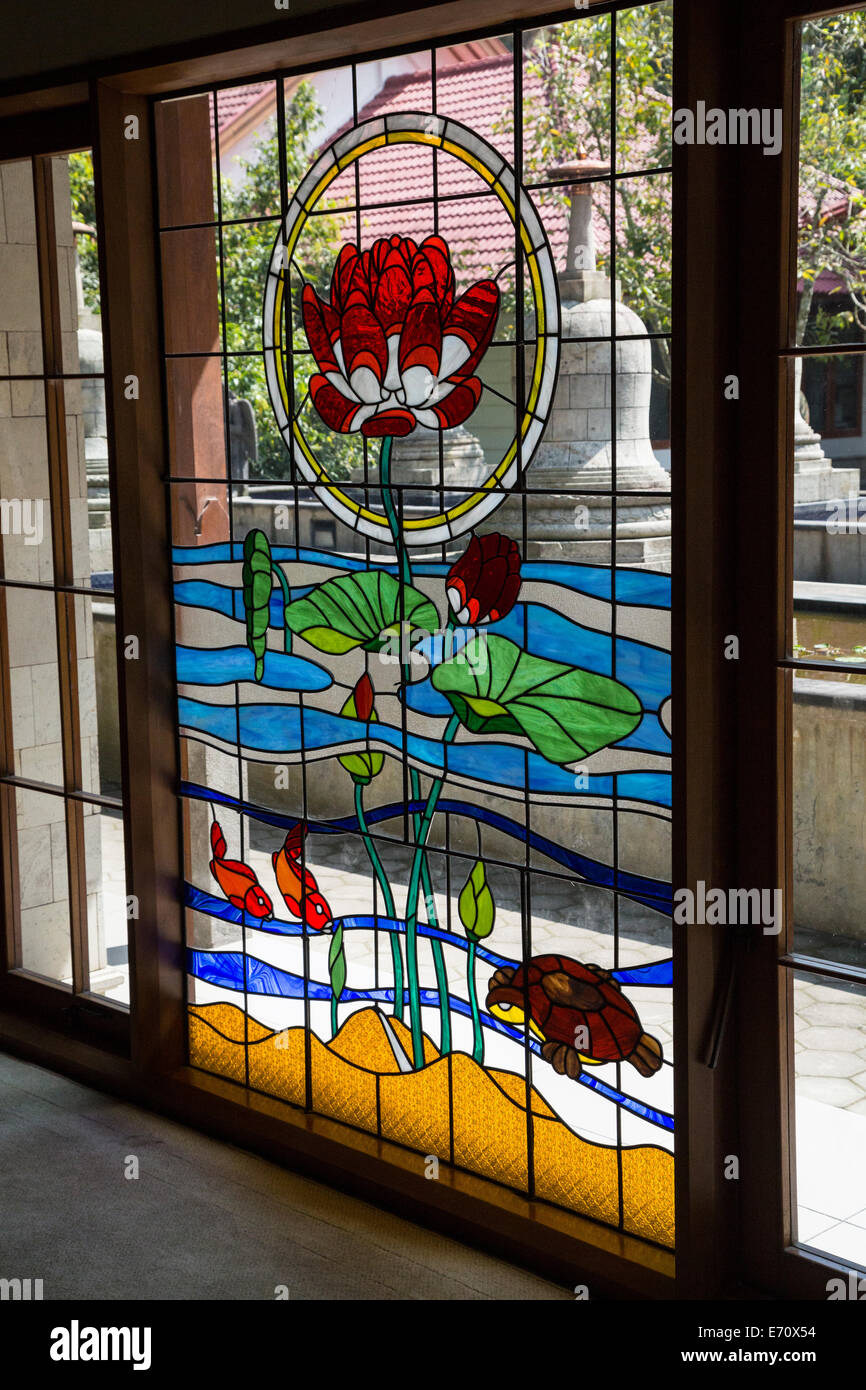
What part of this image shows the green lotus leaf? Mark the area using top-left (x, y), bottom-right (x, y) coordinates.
top-left (337, 686), bottom-right (385, 785)
top-left (458, 859), bottom-right (495, 940)
top-left (242, 529), bottom-right (274, 682)
top-left (283, 570), bottom-right (439, 656)
top-left (432, 634), bottom-right (642, 765)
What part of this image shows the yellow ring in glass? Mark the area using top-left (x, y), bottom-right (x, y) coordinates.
top-left (264, 116), bottom-right (558, 546)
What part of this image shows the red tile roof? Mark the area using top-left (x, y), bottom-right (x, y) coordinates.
top-left (213, 82), bottom-right (274, 136)
top-left (210, 56), bottom-right (856, 297)
top-left (211, 54), bottom-right (670, 284)
top-left (334, 56), bottom-right (574, 278)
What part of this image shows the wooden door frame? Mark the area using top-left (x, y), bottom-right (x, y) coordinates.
top-left (733, 0), bottom-right (866, 1300)
top-left (0, 110), bottom-right (129, 1050)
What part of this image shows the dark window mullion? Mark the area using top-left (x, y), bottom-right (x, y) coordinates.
top-left (0, 773), bottom-right (121, 812)
top-left (0, 578), bottom-right (115, 599)
top-left (32, 154), bottom-right (91, 995)
top-left (780, 954), bottom-right (866, 990)
top-left (0, 400), bottom-right (21, 968)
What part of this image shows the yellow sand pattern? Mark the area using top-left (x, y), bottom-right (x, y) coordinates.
top-left (188, 1002), bottom-right (674, 1248)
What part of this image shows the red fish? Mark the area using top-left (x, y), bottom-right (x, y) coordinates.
top-left (272, 822), bottom-right (333, 931)
top-left (209, 821), bottom-right (274, 920)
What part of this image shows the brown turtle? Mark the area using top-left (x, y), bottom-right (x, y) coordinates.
top-left (486, 953), bottom-right (663, 1081)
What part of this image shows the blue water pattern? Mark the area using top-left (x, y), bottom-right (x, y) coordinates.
top-left (175, 550), bottom-right (669, 698)
top-left (173, 547), bottom-right (670, 795)
top-left (185, 882), bottom-right (674, 982)
top-left (173, 544), bottom-right (671, 609)
top-left (176, 644), bottom-right (331, 692)
top-left (177, 695), bottom-right (671, 806)
top-left (173, 582), bottom-right (669, 731)
top-left (182, 782), bottom-right (673, 914)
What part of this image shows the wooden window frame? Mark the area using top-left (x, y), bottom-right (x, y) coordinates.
top-left (0, 119), bottom-right (129, 1051)
top-left (0, 0), bottom-right (853, 1298)
top-left (733, 0), bottom-right (866, 1300)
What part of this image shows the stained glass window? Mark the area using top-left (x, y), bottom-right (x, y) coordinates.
top-left (156, 4), bottom-right (674, 1250)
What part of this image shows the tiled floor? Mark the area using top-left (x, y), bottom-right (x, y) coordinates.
top-left (794, 976), bottom-right (866, 1266)
top-left (794, 978), bottom-right (866, 1114)
top-left (796, 1098), bottom-right (866, 1264)
top-left (0, 1049), bottom-right (570, 1301)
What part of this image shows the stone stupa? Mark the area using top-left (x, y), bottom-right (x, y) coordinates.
top-left (523, 154), bottom-right (671, 569)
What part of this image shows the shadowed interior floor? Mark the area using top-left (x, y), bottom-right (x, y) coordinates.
top-left (0, 1050), bottom-right (569, 1301)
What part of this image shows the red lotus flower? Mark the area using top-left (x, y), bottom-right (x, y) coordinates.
top-left (446, 533), bottom-right (521, 625)
top-left (301, 234), bottom-right (499, 438)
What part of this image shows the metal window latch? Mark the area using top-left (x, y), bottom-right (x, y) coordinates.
top-left (703, 926), bottom-right (752, 1069)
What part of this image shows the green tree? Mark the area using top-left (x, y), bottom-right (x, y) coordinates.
top-left (515, 4), bottom-right (673, 389)
top-left (68, 151), bottom-right (100, 316)
top-left (798, 12), bottom-right (866, 345)
top-left (221, 83), bottom-right (363, 480)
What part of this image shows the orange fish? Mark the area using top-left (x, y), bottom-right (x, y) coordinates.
top-left (209, 821), bottom-right (274, 920)
top-left (272, 822), bottom-right (333, 931)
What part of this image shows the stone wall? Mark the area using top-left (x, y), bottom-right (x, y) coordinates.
top-left (793, 679), bottom-right (866, 942)
top-left (0, 157), bottom-right (105, 983)
top-left (794, 511), bottom-right (866, 585)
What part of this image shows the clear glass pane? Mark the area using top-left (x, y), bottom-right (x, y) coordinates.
top-left (155, 94), bottom-right (218, 229)
top-left (85, 805), bottom-right (129, 1004)
top-left (67, 150), bottom-right (101, 321)
top-left (215, 83), bottom-right (278, 219)
top-left (164, 353), bottom-right (228, 481)
top-left (51, 155), bottom-right (86, 376)
top-left (791, 350), bottom-right (866, 656)
top-left (436, 40), bottom-right (513, 164)
top-left (16, 785), bottom-right (71, 982)
top-left (793, 676), bottom-right (866, 969)
top-left (160, 226), bottom-right (223, 355)
top-left (78, 377), bottom-right (114, 585)
top-left (616, 333), bottom-right (672, 501)
top-left (0, 409), bottom-right (54, 584)
top-left (523, 17), bottom-right (612, 183)
top-left (794, 971), bottom-right (866, 1268)
top-left (3, 585), bottom-right (64, 787)
top-left (221, 220), bottom-right (280, 355)
top-left (0, 158), bottom-right (43, 377)
top-left (614, 172), bottom-right (671, 337)
top-left (75, 594), bottom-right (121, 798)
top-left (797, 13), bottom-right (866, 349)
top-left (615, 1), bottom-right (673, 175)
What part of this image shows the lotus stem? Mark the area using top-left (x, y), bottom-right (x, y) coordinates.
top-left (409, 766), bottom-right (451, 1054)
top-left (328, 922), bottom-right (345, 1041)
top-left (379, 435), bottom-right (412, 588)
top-left (271, 559), bottom-right (292, 652)
top-left (467, 937), bottom-right (483, 1064)
top-left (355, 781), bottom-right (404, 1021)
top-left (378, 433), bottom-right (455, 1065)
top-left (330, 978), bottom-right (339, 1038)
top-left (402, 713), bottom-right (461, 1068)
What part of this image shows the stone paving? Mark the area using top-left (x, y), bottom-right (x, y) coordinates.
top-left (794, 978), bottom-right (866, 1116)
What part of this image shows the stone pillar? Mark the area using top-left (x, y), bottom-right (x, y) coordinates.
top-left (524, 160), bottom-right (671, 569)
